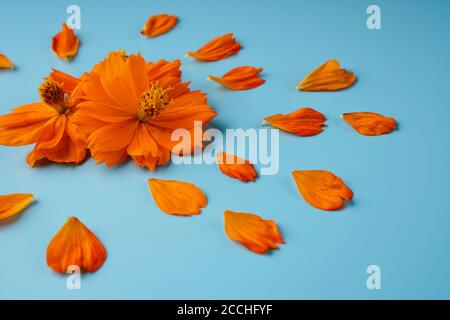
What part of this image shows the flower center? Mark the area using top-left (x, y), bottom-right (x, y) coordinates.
top-left (137, 82), bottom-right (171, 122)
top-left (38, 79), bottom-right (67, 114)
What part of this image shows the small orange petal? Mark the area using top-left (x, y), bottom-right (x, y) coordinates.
top-left (292, 170), bottom-right (353, 211)
top-left (224, 210), bottom-right (284, 254)
top-left (264, 107), bottom-right (326, 136)
top-left (342, 112), bottom-right (397, 136)
top-left (217, 152), bottom-right (257, 182)
top-left (208, 66), bottom-right (265, 90)
top-left (46, 217), bottom-right (107, 274)
top-left (51, 23), bottom-right (79, 61)
top-left (141, 14), bottom-right (178, 38)
top-left (148, 178), bottom-right (207, 216)
top-left (0, 194), bottom-right (34, 221)
top-left (298, 60), bottom-right (356, 91)
top-left (187, 33), bottom-right (240, 62)
top-left (0, 53), bottom-right (14, 70)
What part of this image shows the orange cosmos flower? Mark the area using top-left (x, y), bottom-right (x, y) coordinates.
top-left (46, 217), bottom-right (107, 273)
top-left (74, 52), bottom-right (216, 170)
top-left (342, 112), bottom-right (397, 136)
top-left (0, 194), bottom-right (34, 221)
top-left (141, 14), bottom-right (178, 38)
top-left (217, 152), bottom-right (257, 182)
top-left (292, 170), bottom-right (353, 211)
top-left (187, 33), bottom-right (240, 62)
top-left (0, 53), bottom-right (14, 70)
top-left (208, 66), bottom-right (265, 90)
top-left (0, 70), bottom-right (87, 166)
top-left (298, 60), bottom-right (356, 91)
top-left (224, 210), bottom-right (284, 254)
top-left (52, 23), bottom-right (79, 61)
top-left (148, 178), bottom-right (207, 216)
top-left (264, 107), bottom-right (326, 136)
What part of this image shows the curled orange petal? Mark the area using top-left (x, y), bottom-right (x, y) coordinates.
top-left (217, 152), bottom-right (257, 182)
top-left (342, 112), bottom-right (397, 136)
top-left (298, 60), bottom-right (356, 91)
top-left (141, 14), bottom-right (178, 38)
top-left (264, 107), bottom-right (326, 136)
top-left (51, 23), bottom-right (79, 61)
top-left (208, 66), bottom-right (265, 90)
top-left (187, 33), bottom-right (240, 62)
top-left (292, 170), bottom-right (353, 211)
top-left (224, 210), bottom-right (284, 254)
top-left (47, 68), bottom-right (80, 94)
top-left (148, 178), bottom-right (207, 216)
top-left (0, 53), bottom-right (14, 70)
top-left (46, 217), bottom-right (107, 273)
top-left (0, 194), bottom-right (34, 221)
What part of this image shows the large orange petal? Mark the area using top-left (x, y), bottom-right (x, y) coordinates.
top-left (132, 147), bottom-right (170, 170)
top-left (217, 152), bottom-right (258, 182)
top-left (147, 59), bottom-right (182, 84)
top-left (298, 60), bottom-right (356, 91)
top-left (342, 112), bottom-right (397, 136)
top-left (292, 170), bottom-right (353, 211)
top-left (0, 53), bottom-right (14, 70)
top-left (0, 194), bottom-right (34, 221)
top-left (148, 178), bottom-right (207, 215)
top-left (141, 14), bottom-right (178, 38)
top-left (148, 91), bottom-right (216, 130)
top-left (264, 107), bottom-right (326, 136)
top-left (87, 120), bottom-right (138, 154)
top-left (0, 103), bottom-right (59, 146)
top-left (208, 66), bottom-right (265, 90)
top-left (187, 33), bottom-right (241, 62)
top-left (51, 24), bottom-right (79, 61)
top-left (46, 217), bottom-right (107, 274)
top-left (224, 210), bottom-right (284, 254)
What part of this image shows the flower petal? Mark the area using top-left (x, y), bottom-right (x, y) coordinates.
top-left (224, 210), bottom-right (284, 254)
top-left (298, 60), bottom-right (356, 91)
top-left (48, 69), bottom-right (80, 94)
top-left (141, 14), bottom-right (178, 38)
top-left (292, 170), bottom-right (353, 211)
top-left (51, 24), bottom-right (79, 61)
top-left (342, 112), bottom-right (397, 136)
top-left (208, 66), bottom-right (265, 90)
top-left (46, 217), bottom-right (107, 273)
top-left (187, 33), bottom-right (240, 62)
top-left (148, 178), bottom-right (207, 215)
top-left (0, 53), bottom-right (14, 70)
top-left (0, 194), bottom-right (34, 221)
top-left (217, 152), bottom-right (257, 182)
top-left (264, 107), bottom-right (326, 136)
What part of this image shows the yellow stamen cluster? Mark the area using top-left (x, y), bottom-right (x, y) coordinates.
top-left (137, 82), bottom-right (171, 122)
top-left (38, 79), bottom-right (67, 113)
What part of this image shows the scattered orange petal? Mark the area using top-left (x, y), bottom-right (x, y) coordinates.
top-left (342, 112), bottom-right (397, 136)
top-left (217, 152), bottom-right (257, 182)
top-left (51, 23), bottom-right (79, 61)
top-left (46, 217), bottom-right (107, 273)
top-left (224, 210), bottom-right (284, 254)
top-left (0, 194), bottom-right (34, 221)
top-left (208, 66), bottom-right (265, 90)
top-left (141, 14), bottom-right (178, 38)
top-left (148, 178), bottom-right (207, 216)
top-left (0, 53), bottom-right (14, 70)
top-left (298, 60), bottom-right (356, 91)
top-left (187, 33), bottom-right (240, 62)
top-left (292, 170), bottom-right (353, 211)
top-left (264, 107), bottom-right (326, 136)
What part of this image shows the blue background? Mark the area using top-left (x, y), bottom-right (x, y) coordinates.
top-left (0, 0), bottom-right (449, 299)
